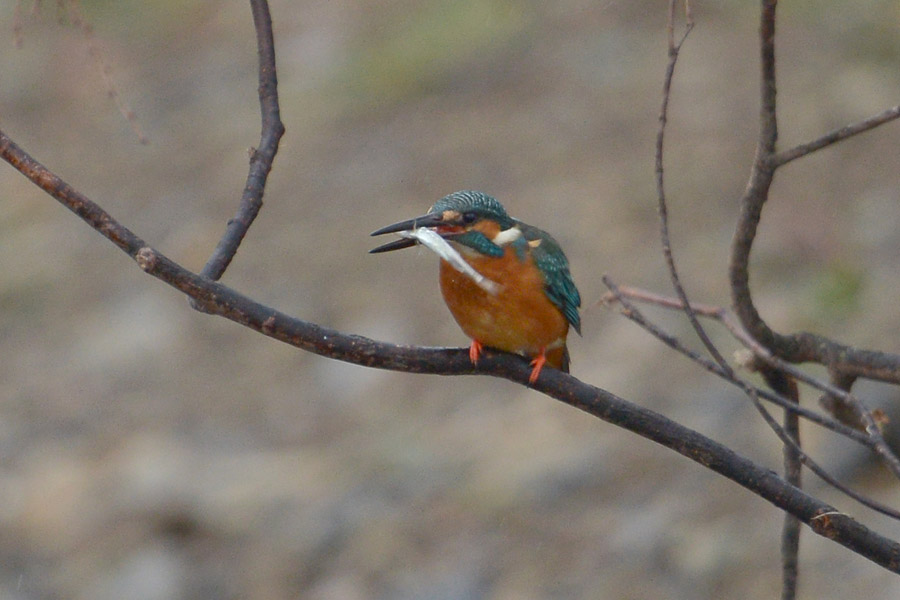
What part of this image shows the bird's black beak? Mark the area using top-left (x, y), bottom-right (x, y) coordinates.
top-left (368, 237), bottom-right (418, 253)
top-left (369, 212), bottom-right (446, 253)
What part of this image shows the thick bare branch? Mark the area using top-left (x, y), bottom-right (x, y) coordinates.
top-left (729, 0), bottom-right (900, 387)
top-left (4, 127), bottom-right (900, 572)
top-left (729, 0), bottom-right (778, 355)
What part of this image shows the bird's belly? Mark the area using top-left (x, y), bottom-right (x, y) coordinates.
top-left (439, 254), bottom-right (568, 359)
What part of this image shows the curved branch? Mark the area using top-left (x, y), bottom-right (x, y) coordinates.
top-left (729, 0), bottom-right (779, 354)
top-left (655, 4), bottom-right (725, 370)
top-left (197, 0), bottom-right (285, 283)
top-left (3, 127), bottom-right (900, 574)
top-left (728, 1), bottom-right (900, 385)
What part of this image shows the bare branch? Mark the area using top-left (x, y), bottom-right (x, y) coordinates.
top-left (4, 126), bottom-right (900, 571)
top-left (773, 105), bottom-right (900, 167)
top-left (604, 283), bottom-right (900, 482)
top-left (67, 1), bottom-right (147, 144)
top-left (730, 1), bottom-right (900, 392)
top-left (657, 2), bottom-right (731, 379)
top-left (758, 369), bottom-right (801, 600)
top-left (12, 0), bottom-right (24, 48)
top-left (196, 0), bottom-right (285, 283)
top-left (729, 0), bottom-right (777, 355)
top-left (602, 279), bottom-right (900, 521)
top-left (599, 285), bottom-right (867, 443)
top-left (723, 0), bottom-right (900, 488)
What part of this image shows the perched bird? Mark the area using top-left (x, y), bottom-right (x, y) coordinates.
top-left (370, 190), bottom-right (581, 383)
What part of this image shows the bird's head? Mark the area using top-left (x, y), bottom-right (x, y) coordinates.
top-left (370, 191), bottom-right (518, 257)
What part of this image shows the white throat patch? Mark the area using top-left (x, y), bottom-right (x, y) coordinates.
top-left (491, 226), bottom-right (522, 246)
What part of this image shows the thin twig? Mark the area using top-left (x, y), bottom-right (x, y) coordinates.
top-left (772, 105), bottom-right (900, 167)
top-left (12, 0), bottom-right (24, 48)
top-left (603, 284), bottom-right (900, 480)
top-left (757, 368), bottom-right (801, 600)
top-left (746, 376), bottom-right (900, 520)
top-left (598, 286), bottom-right (868, 444)
top-left (66, 1), bottom-right (147, 144)
top-left (747, 342), bottom-right (900, 480)
top-left (657, 3), bottom-right (724, 372)
top-left (602, 278), bottom-right (900, 521)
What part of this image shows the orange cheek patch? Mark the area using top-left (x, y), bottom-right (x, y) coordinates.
top-left (471, 220), bottom-right (501, 239)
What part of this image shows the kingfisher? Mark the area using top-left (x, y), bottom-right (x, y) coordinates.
top-left (370, 190), bottom-right (581, 383)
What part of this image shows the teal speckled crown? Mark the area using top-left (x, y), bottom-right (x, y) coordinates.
top-left (429, 191), bottom-right (514, 229)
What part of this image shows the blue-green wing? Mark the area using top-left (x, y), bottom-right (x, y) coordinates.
top-left (519, 223), bottom-right (582, 334)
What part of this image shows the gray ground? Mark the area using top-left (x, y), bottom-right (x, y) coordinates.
top-left (2, 1), bottom-right (900, 598)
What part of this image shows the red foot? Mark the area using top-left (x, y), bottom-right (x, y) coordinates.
top-left (468, 340), bottom-right (484, 365)
top-left (528, 350), bottom-right (548, 384)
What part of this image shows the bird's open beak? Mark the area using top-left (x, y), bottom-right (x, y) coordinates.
top-left (369, 212), bottom-right (446, 253)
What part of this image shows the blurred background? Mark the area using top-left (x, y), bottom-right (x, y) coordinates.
top-left (2, 1), bottom-right (900, 598)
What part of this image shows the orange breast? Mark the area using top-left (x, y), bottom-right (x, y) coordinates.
top-left (439, 246), bottom-right (570, 367)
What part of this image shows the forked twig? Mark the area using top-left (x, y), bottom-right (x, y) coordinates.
top-left (602, 279), bottom-right (900, 521)
top-left (730, 1), bottom-right (900, 387)
top-left (603, 284), bottom-right (900, 477)
top-left (598, 288), bottom-right (865, 441)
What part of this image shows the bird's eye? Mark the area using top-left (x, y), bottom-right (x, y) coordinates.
top-left (461, 211), bottom-right (477, 225)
